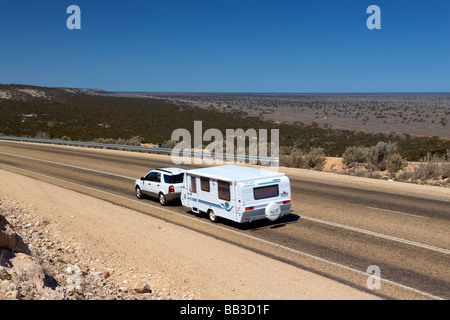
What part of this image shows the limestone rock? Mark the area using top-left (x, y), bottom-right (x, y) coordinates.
top-left (0, 215), bottom-right (29, 254)
top-left (133, 281), bottom-right (152, 294)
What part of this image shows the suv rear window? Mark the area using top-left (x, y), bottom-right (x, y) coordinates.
top-left (164, 173), bottom-right (184, 184)
top-left (253, 184), bottom-right (279, 200)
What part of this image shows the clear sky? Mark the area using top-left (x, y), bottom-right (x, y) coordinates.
top-left (0, 0), bottom-right (449, 92)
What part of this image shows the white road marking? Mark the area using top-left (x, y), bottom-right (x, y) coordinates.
top-left (131, 165), bottom-right (150, 169)
top-left (0, 163), bottom-right (445, 300)
top-left (366, 206), bottom-right (427, 219)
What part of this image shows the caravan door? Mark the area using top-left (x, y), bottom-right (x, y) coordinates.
top-left (188, 175), bottom-right (199, 211)
top-left (217, 180), bottom-right (236, 220)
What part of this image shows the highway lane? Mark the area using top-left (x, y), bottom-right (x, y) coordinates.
top-left (292, 179), bottom-right (449, 220)
top-left (0, 140), bottom-right (448, 247)
top-left (0, 140), bottom-right (449, 300)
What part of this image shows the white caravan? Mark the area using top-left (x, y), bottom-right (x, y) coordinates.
top-left (181, 165), bottom-right (292, 223)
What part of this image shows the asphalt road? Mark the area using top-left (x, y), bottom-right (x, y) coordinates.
top-left (0, 140), bottom-right (448, 300)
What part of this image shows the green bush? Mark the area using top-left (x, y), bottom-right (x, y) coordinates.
top-left (386, 153), bottom-right (408, 173)
top-left (159, 139), bottom-right (179, 149)
top-left (367, 142), bottom-right (399, 171)
top-left (280, 147), bottom-right (325, 170)
top-left (95, 138), bottom-right (117, 144)
top-left (342, 141), bottom-right (406, 172)
top-left (305, 147), bottom-right (326, 170)
top-left (412, 153), bottom-right (449, 181)
top-left (280, 148), bottom-right (306, 168)
top-left (342, 146), bottom-right (369, 165)
top-left (126, 136), bottom-right (146, 146)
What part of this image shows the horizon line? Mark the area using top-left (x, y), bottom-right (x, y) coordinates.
top-left (1, 83), bottom-right (449, 95)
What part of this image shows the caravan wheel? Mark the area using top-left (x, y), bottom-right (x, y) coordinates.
top-left (265, 202), bottom-right (281, 221)
top-left (208, 210), bottom-right (219, 223)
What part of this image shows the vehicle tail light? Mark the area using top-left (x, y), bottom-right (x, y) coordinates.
top-left (282, 200), bottom-right (291, 205)
top-left (169, 185), bottom-right (175, 193)
top-left (245, 206), bottom-right (254, 211)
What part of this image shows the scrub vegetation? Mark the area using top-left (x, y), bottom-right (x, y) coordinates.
top-left (1, 85), bottom-right (449, 168)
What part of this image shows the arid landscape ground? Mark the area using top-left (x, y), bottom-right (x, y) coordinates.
top-left (139, 92), bottom-right (450, 139)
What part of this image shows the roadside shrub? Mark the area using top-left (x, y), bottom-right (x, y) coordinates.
top-left (126, 136), bottom-right (145, 146)
top-left (442, 151), bottom-right (450, 179)
top-left (411, 153), bottom-right (449, 181)
top-left (280, 148), bottom-right (306, 168)
top-left (442, 162), bottom-right (450, 179)
top-left (386, 153), bottom-right (408, 173)
top-left (342, 141), bottom-right (405, 172)
top-left (35, 131), bottom-right (49, 139)
top-left (396, 169), bottom-right (414, 181)
top-left (366, 141), bottom-right (399, 171)
top-left (280, 146), bottom-right (326, 170)
top-left (305, 147), bottom-right (326, 170)
top-left (159, 139), bottom-right (178, 149)
top-left (96, 138), bottom-right (117, 144)
top-left (342, 146), bottom-right (368, 165)
top-left (116, 138), bottom-right (127, 145)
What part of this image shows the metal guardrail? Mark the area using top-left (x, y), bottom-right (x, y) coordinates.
top-left (0, 136), bottom-right (279, 165)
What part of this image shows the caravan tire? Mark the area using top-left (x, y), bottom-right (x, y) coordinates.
top-left (265, 202), bottom-right (281, 222)
top-left (208, 210), bottom-right (219, 223)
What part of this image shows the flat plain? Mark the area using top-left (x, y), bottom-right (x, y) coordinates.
top-left (137, 92), bottom-right (450, 139)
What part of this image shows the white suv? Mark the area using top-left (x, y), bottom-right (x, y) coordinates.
top-left (135, 168), bottom-right (185, 205)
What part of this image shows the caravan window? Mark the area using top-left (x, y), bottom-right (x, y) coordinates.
top-left (200, 177), bottom-right (210, 192)
top-left (218, 180), bottom-right (230, 201)
top-left (190, 176), bottom-right (197, 193)
top-left (253, 184), bottom-right (279, 200)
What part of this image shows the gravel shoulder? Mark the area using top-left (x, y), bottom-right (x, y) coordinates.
top-left (0, 168), bottom-right (379, 300)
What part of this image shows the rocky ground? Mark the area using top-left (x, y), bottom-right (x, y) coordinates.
top-left (0, 199), bottom-right (171, 300)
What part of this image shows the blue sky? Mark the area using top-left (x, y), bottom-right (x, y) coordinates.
top-left (0, 0), bottom-right (449, 92)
